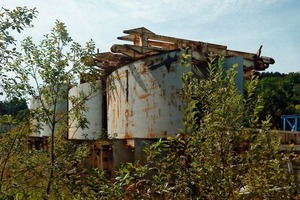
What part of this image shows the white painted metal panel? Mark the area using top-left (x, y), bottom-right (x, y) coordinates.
top-left (68, 81), bottom-right (103, 140)
top-left (30, 96), bottom-right (42, 137)
top-left (30, 85), bottom-right (68, 137)
top-left (107, 51), bottom-right (186, 139)
top-left (40, 86), bottom-right (68, 137)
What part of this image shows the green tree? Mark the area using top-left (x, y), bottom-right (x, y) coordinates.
top-left (0, 6), bottom-right (37, 86)
top-left (0, 121), bottom-right (30, 198)
top-left (1, 20), bottom-right (102, 199)
top-left (0, 9), bottom-right (36, 191)
top-left (257, 72), bottom-right (300, 129)
top-left (0, 97), bottom-right (29, 121)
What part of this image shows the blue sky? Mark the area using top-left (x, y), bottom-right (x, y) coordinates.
top-left (2, 0), bottom-right (300, 73)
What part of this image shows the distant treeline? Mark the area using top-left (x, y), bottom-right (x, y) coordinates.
top-left (0, 97), bottom-right (29, 121)
top-left (255, 71), bottom-right (300, 129)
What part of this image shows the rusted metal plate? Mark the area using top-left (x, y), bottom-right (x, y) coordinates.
top-left (279, 131), bottom-right (300, 145)
top-left (112, 138), bottom-right (158, 170)
top-left (87, 141), bottom-right (113, 176)
top-left (112, 139), bottom-right (134, 170)
top-left (107, 51), bottom-right (186, 139)
top-left (96, 27), bottom-right (275, 76)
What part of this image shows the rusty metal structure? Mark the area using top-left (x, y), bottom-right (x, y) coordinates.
top-left (94, 27), bottom-right (274, 78)
top-left (28, 27), bottom-right (276, 174)
top-left (94, 27), bottom-right (275, 169)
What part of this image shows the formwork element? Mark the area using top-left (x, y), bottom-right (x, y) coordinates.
top-left (29, 86), bottom-right (68, 138)
top-left (106, 50), bottom-right (188, 169)
top-left (29, 86), bottom-right (68, 151)
top-left (94, 27), bottom-right (276, 170)
top-left (224, 56), bottom-right (244, 94)
top-left (29, 96), bottom-right (42, 137)
top-left (93, 27), bottom-right (275, 79)
top-left (107, 50), bottom-right (186, 139)
top-left (68, 140), bottom-right (113, 176)
top-left (27, 136), bottom-right (48, 150)
top-left (101, 27), bottom-right (275, 140)
top-left (40, 87), bottom-right (68, 137)
top-left (68, 81), bottom-right (103, 140)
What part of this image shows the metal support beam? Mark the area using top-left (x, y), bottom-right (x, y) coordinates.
top-left (282, 115), bottom-right (300, 132)
top-left (94, 27), bottom-right (275, 77)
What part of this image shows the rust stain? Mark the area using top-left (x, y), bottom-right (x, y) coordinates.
top-left (146, 127), bottom-right (155, 139)
top-left (133, 83), bottom-right (136, 93)
top-left (148, 79), bottom-right (158, 90)
top-left (125, 109), bottom-right (130, 117)
top-left (144, 102), bottom-right (152, 112)
top-left (163, 131), bottom-right (167, 138)
top-left (139, 63), bottom-right (149, 75)
top-left (146, 131), bottom-right (168, 139)
top-left (147, 132), bottom-right (155, 138)
top-left (144, 107), bottom-right (151, 112)
top-left (124, 131), bottom-right (133, 139)
top-left (139, 93), bottom-right (150, 99)
top-left (117, 102), bottom-right (120, 117)
top-left (159, 90), bottom-right (166, 101)
top-left (124, 108), bottom-right (134, 139)
top-left (124, 122), bottom-right (130, 139)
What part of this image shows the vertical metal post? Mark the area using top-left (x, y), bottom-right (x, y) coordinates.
top-left (224, 56), bottom-right (244, 94)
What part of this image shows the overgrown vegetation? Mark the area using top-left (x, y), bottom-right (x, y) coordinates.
top-left (1, 7), bottom-right (103, 199)
top-left (0, 6), bottom-right (298, 199)
top-left (93, 55), bottom-right (296, 199)
top-left (255, 72), bottom-right (300, 129)
top-left (0, 98), bottom-right (29, 122)
top-left (0, 6), bottom-right (37, 90)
